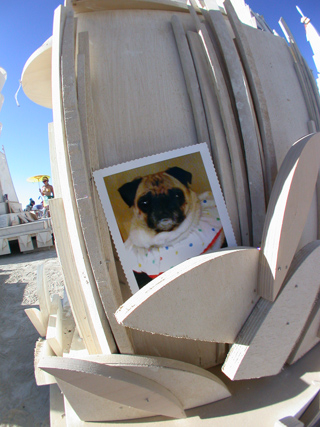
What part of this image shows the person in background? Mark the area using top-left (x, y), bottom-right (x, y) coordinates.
top-left (39, 177), bottom-right (54, 217)
top-left (25, 198), bottom-right (35, 211)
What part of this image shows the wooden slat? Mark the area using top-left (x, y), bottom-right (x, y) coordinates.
top-left (258, 133), bottom-right (320, 301)
top-left (188, 2), bottom-right (251, 245)
top-left (224, 0), bottom-right (277, 195)
top-left (50, 197), bottom-right (101, 353)
top-left (24, 308), bottom-right (47, 337)
top-left (187, 30), bottom-right (240, 245)
top-left (48, 123), bottom-right (62, 198)
top-left (202, 3), bottom-right (266, 246)
top-left (46, 294), bottom-right (64, 356)
top-left (72, 0), bottom-right (192, 13)
top-left (76, 32), bottom-right (134, 354)
top-left (171, 15), bottom-right (209, 144)
top-left (287, 294), bottom-right (320, 365)
top-left (116, 247), bottom-right (259, 343)
top-left (55, 9), bottom-right (116, 353)
top-left (222, 241), bottom-right (320, 380)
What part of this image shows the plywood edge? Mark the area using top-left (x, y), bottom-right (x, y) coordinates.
top-left (116, 247), bottom-right (259, 343)
top-left (72, 0), bottom-right (194, 14)
top-left (222, 241), bottom-right (320, 380)
top-left (258, 133), bottom-right (320, 301)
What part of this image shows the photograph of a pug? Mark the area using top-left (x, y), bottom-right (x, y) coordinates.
top-left (118, 166), bottom-right (225, 288)
top-left (93, 144), bottom-right (236, 293)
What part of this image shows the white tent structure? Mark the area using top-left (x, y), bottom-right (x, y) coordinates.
top-left (297, 5), bottom-right (320, 92)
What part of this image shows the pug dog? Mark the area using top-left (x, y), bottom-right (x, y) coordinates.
top-left (118, 166), bottom-right (224, 288)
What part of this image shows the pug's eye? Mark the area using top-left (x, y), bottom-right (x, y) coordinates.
top-left (137, 193), bottom-right (152, 213)
top-left (170, 188), bottom-right (185, 205)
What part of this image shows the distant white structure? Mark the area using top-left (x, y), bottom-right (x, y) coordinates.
top-left (0, 67), bottom-right (7, 136)
top-left (0, 146), bottom-right (19, 203)
top-left (297, 5), bottom-right (320, 92)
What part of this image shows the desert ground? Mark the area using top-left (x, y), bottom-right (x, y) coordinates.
top-left (0, 245), bottom-right (65, 426)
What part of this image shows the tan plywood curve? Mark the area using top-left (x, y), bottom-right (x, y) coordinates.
top-left (222, 241), bottom-right (320, 381)
top-left (21, 37), bottom-right (52, 109)
top-left (116, 247), bottom-right (260, 343)
top-left (63, 353), bottom-right (231, 410)
top-left (39, 357), bottom-right (186, 419)
top-left (258, 132), bottom-right (320, 301)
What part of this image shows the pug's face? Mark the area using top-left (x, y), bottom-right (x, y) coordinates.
top-left (118, 167), bottom-right (193, 233)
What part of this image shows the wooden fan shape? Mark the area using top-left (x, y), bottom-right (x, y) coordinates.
top-left (222, 240), bottom-right (320, 380)
top-left (44, 353), bottom-right (231, 421)
top-left (39, 356), bottom-right (186, 420)
top-left (116, 247), bottom-right (260, 343)
top-left (258, 132), bottom-right (320, 301)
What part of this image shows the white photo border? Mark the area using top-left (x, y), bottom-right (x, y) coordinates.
top-left (93, 143), bottom-right (237, 294)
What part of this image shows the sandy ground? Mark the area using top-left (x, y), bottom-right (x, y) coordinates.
top-left (0, 246), bottom-right (65, 427)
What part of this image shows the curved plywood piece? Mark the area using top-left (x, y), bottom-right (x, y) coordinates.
top-left (203, 4), bottom-right (266, 246)
top-left (39, 357), bottom-right (186, 419)
top-left (187, 30), bottom-right (241, 245)
top-left (287, 295), bottom-right (320, 365)
top-left (52, 7), bottom-right (116, 353)
top-left (188, 3), bottom-right (251, 245)
top-left (222, 241), bottom-right (320, 381)
top-left (57, 379), bottom-right (157, 421)
top-left (224, 0), bottom-right (277, 194)
top-left (258, 132), bottom-right (320, 301)
top-left (21, 37), bottom-right (52, 109)
top-left (116, 248), bottom-right (259, 343)
top-left (72, 0), bottom-right (193, 13)
top-left (66, 353), bottom-right (231, 410)
top-left (62, 25), bottom-right (133, 353)
top-left (171, 15), bottom-right (209, 145)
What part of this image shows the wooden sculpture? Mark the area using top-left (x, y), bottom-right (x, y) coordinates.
top-left (21, 0), bottom-right (320, 425)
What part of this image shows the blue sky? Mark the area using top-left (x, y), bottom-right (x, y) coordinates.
top-left (0, 0), bottom-right (319, 209)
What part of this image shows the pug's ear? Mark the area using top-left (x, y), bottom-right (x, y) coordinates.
top-left (166, 167), bottom-right (192, 187)
top-left (118, 178), bottom-right (142, 207)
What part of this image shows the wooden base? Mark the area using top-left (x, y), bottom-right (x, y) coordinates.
top-left (49, 343), bottom-right (320, 426)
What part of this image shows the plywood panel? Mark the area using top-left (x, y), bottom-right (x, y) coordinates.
top-left (76, 32), bottom-right (134, 353)
top-left (75, 10), bottom-right (198, 168)
top-left (222, 241), bottom-right (320, 380)
top-left (67, 354), bottom-right (231, 408)
top-left (116, 248), bottom-right (259, 343)
top-left (258, 133), bottom-right (320, 301)
top-left (203, 5), bottom-right (266, 246)
top-left (53, 8), bottom-right (116, 353)
top-left (39, 357), bottom-right (186, 419)
top-left (188, 3), bottom-right (251, 245)
top-left (187, 30), bottom-right (240, 245)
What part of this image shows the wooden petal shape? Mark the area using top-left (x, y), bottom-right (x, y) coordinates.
top-left (39, 357), bottom-right (186, 419)
top-left (222, 240), bottom-right (320, 380)
top-left (116, 247), bottom-right (259, 343)
top-left (258, 132), bottom-right (320, 301)
top-left (67, 353), bottom-right (231, 410)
